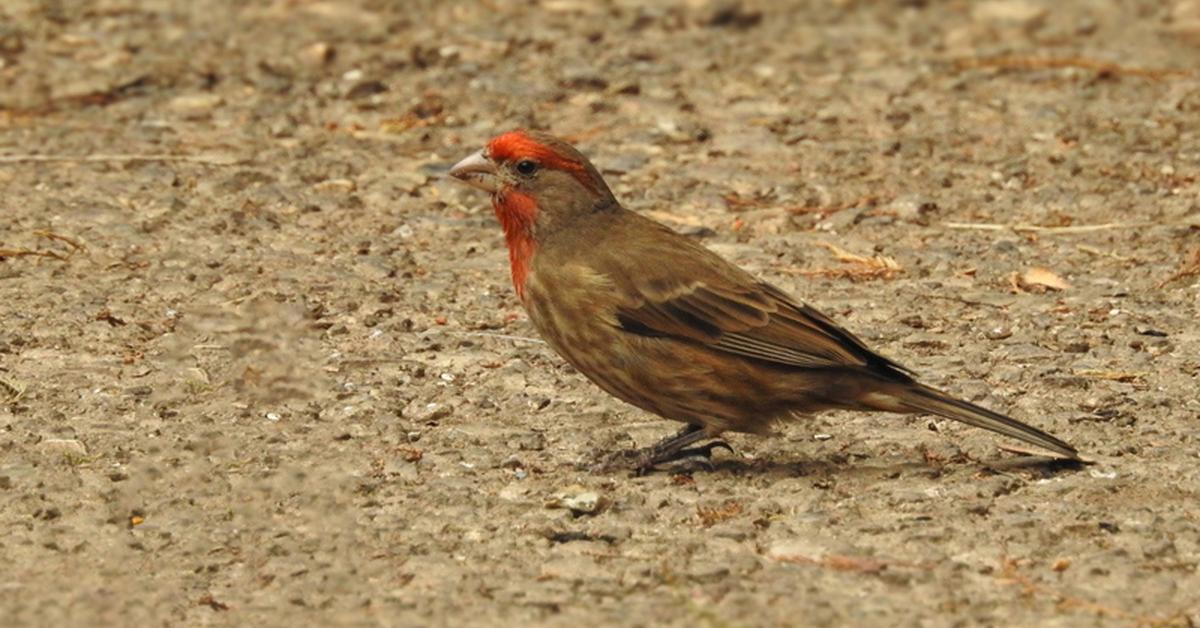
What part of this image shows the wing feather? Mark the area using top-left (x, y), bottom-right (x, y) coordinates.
top-left (617, 276), bottom-right (906, 373)
top-left (594, 213), bottom-right (907, 375)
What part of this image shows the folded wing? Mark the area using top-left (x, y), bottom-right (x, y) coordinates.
top-left (615, 273), bottom-right (909, 376)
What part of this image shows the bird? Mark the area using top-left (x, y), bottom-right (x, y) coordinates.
top-left (448, 129), bottom-right (1081, 472)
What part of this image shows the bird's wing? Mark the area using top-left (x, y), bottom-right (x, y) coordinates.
top-left (610, 242), bottom-right (907, 373)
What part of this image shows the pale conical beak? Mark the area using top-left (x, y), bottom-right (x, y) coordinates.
top-left (448, 149), bottom-right (499, 193)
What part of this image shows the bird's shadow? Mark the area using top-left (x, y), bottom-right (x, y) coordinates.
top-left (644, 452), bottom-right (1085, 480)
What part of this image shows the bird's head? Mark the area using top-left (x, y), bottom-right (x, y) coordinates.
top-left (449, 130), bottom-right (616, 299)
top-left (449, 130), bottom-right (616, 237)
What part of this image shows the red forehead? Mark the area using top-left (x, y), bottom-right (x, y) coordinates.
top-left (487, 131), bottom-right (585, 174)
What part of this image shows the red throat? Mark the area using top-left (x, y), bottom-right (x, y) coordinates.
top-left (492, 189), bottom-right (537, 299)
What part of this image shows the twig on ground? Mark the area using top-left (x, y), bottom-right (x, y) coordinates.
top-left (954, 55), bottom-right (1190, 81)
top-left (787, 194), bottom-right (892, 219)
top-left (420, 329), bottom-right (545, 345)
top-left (773, 552), bottom-right (930, 575)
top-left (1158, 246), bottom-right (1200, 288)
top-left (0, 153), bottom-right (240, 165)
top-left (943, 222), bottom-right (1154, 234)
top-left (924, 294), bottom-right (1007, 309)
top-left (0, 248), bottom-right (68, 261)
top-left (33, 230), bottom-right (85, 252)
top-left (0, 230), bottom-right (87, 261)
top-left (781, 241), bottom-right (902, 281)
top-left (1076, 244), bottom-right (1135, 263)
top-left (1074, 369), bottom-right (1147, 384)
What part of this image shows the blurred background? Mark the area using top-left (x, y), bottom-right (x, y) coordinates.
top-left (1, 1), bottom-right (1198, 625)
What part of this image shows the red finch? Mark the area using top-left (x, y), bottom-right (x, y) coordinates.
top-left (449, 130), bottom-right (1080, 471)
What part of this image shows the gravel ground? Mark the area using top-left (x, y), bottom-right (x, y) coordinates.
top-left (2, 0), bottom-right (1199, 625)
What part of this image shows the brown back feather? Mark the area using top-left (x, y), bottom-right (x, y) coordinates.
top-left (542, 208), bottom-right (911, 379)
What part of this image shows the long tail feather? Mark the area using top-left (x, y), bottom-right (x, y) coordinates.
top-left (886, 384), bottom-right (1080, 460)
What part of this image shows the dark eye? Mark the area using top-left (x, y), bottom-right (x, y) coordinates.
top-left (515, 159), bottom-right (539, 176)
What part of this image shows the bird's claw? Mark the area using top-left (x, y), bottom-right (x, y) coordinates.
top-left (599, 438), bottom-right (733, 476)
top-left (641, 439), bottom-right (735, 475)
top-left (677, 440), bottom-right (735, 459)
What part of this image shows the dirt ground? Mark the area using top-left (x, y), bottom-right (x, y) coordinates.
top-left (2, 0), bottom-right (1199, 625)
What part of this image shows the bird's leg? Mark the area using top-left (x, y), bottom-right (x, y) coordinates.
top-left (642, 423), bottom-right (707, 458)
top-left (674, 440), bottom-right (736, 462)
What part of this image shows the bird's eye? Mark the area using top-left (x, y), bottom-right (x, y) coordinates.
top-left (515, 159), bottom-right (539, 176)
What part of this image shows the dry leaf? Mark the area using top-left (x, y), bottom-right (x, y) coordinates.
top-left (641, 210), bottom-right (709, 227)
top-left (696, 500), bottom-right (742, 528)
top-left (786, 242), bottom-right (903, 282)
top-left (772, 552), bottom-right (920, 575)
top-left (1018, 267), bottom-right (1070, 292)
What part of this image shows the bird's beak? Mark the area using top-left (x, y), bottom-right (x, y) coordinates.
top-left (448, 149), bottom-right (499, 193)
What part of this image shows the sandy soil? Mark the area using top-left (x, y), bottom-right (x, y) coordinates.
top-left (2, 0), bottom-right (1199, 625)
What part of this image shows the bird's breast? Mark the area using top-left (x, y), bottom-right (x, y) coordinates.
top-left (522, 263), bottom-right (672, 415)
top-left (519, 262), bottom-right (810, 432)
top-left (522, 264), bottom-right (621, 350)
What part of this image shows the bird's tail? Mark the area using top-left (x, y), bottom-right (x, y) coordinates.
top-left (870, 382), bottom-right (1080, 460)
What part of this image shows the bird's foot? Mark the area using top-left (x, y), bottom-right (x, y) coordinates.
top-left (590, 425), bottom-right (734, 475)
top-left (644, 439), bottom-right (736, 475)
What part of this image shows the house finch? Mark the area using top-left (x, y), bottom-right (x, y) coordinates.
top-left (449, 130), bottom-right (1080, 472)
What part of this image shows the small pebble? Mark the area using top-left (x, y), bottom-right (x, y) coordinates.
top-left (403, 400), bottom-right (452, 422)
top-left (300, 41), bottom-right (335, 66)
top-left (985, 326), bottom-right (1013, 340)
top-left (548, 486), bottom-right (603, 516)
top-left (168, 93), bottom-right (223, 119)
top-left (37, 438), bottom-right (87, 456)
top-left (498, 482), bottom-right (528, 502)
top-left (312, 178), bottom-right (356, 193)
